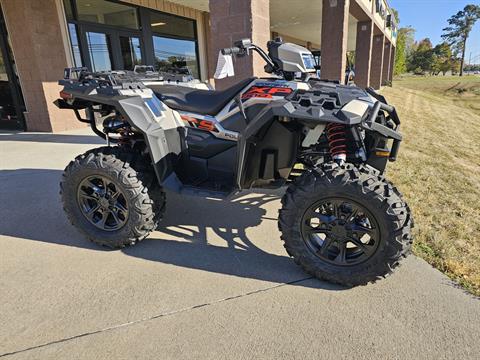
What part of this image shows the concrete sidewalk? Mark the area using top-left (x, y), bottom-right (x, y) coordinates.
top-left (0, 129), bottom-right (478, 359)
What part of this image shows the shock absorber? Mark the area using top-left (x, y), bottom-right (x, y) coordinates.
top-left (326, 123), bottom-right (347, 165)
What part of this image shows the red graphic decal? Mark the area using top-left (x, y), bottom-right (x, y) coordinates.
top-left (241, 86), bottom-right (293, 100)
top-left (180, 115), bottom-right (218, 132)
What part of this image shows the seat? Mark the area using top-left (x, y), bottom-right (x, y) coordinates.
top-left (149, 77), bottom-right (255, 116)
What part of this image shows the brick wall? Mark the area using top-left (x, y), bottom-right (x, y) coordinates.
top-left (320, 0), bottom-right (350, 83)
top-left (355, 20), bottom-right (374, 88)
top-left (250, 0), bottom-right (270, 79)
top-left (1, 0), bottom-right (83, 132)
top-left (208, 0), bottom-right (270, 89)
top-left (382, 40), bottom-right (391, 85)
top-left (370, 34), bottom-right (385, 89)
top-left (389, 45), bottom-right (395, 83)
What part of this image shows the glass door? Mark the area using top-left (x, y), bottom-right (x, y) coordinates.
top-left (0, 47), bottom-right (17, 127)
top-left (119, 35), bottom-right (142, 70)
top-left (81, 25), bottom-right (144, 72)
top-left (0, 6), bottom-right (25, 130)
top-left (85, 31), bottom-right (113, 72)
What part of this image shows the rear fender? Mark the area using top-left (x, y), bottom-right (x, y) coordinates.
top-left (116, 95), bottom-right (185, 185)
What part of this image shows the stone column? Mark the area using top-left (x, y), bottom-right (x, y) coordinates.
top-left (1, 0), bottom-right (82, 132)
top-left (354, 20), bottom-right (373, 88)
top-left (320, 0), bottom-right (350, 83)
top-left (370, 34), bottom-right (385, 89)
top-left (382, 40), bottom-right (391, 85)
top-left (208, 0), bottom-right (270, 90)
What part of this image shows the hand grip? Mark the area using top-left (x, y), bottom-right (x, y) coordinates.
top-left (221, 47), bottom-right (241, 55)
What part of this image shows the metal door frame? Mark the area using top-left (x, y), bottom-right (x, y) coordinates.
top-left (79, 23), bottom-right (145, 71)
top-left (0, 4), bottom-right (26, 131)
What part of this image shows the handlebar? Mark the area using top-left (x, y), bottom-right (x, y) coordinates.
top-left (221, 47), bottom-right (242, 55)
top-left (220, 39), bottom-right (277, 74)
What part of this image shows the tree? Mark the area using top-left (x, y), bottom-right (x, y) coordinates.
top-left (441, 4), bottom-right (480, 76)
top-left (408, 38), bottom-right (434, 74)
top-left (390, 8), bottom-right (400, 24)
top-left (394, 27), bottom-right (415, 75)
top-left (465, 64), bottom-right (480, 72)
top-left (346, 51), bottom-right (355, 67)
top-left (394, 29), bottom-right (407, 75)
top-left (432, 42), bottom-right (453, 75)
top-left (451, 58), bottom-right (462, 75)
top-left (417, 38), bottom-right (433, 52)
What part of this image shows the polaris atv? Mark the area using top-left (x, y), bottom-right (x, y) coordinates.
top-left (55, 38), bottom-right (413, 286)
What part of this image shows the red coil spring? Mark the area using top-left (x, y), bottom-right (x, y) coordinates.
top-left (326, 123), bottom-right (347, 161)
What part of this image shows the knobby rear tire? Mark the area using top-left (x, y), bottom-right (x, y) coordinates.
top-left (60, 146), bottom-right (165, 248)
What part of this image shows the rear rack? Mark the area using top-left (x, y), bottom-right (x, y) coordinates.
top-left (62, 67), bottom-right (197, 86)
top-left (63, 67), bottom-right (89, 80)
top-left (59, 68), bottom-right (148, 97)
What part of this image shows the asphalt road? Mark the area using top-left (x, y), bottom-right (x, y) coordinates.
top-left (0, 129), bottom-right (478, 359)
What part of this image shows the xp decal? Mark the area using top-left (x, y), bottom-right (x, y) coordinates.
top-left (241, 85), bottom-right (293, 100)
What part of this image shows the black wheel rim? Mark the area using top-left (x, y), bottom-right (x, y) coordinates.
top-left (76, 175), bottom-right (129, 231)
top-left (301, 197), bottom-right (381, 266)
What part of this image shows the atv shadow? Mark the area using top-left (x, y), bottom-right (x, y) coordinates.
top-left (124, 190), bottom-right (339, 287)
top-left (0, 168), bottom-right (344, 290)
top-left (0, 169), bottom-right (100, 250)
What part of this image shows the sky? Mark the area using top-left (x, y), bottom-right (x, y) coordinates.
top-left (389, 0), bottom-right (480, 64)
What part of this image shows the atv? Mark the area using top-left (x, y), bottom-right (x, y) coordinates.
top-left (55, 38), bottom-right (413, 286)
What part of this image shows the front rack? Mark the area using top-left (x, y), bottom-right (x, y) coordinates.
top-left (362, 94), bottom-right (402, 162)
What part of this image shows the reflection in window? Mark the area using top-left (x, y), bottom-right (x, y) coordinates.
top-left (120, 36), bottom-right (142, 70)
top-left (150, 12), bottom-right (196, 39)
top-left (153, 36), bottom-right (199, 79)
top-left (0, 44), bottom-right (18, 123)
top-left (68, 23), bottom-right (83, 67)
top-left (0, 47), bottom-right (7, 81)
top-left (86, 32), bottom-right (112, 72)
top-left (76, 0), bottom-right (139, 29)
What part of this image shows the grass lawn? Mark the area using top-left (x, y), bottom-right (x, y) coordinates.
top-left (381, 75), bottom-right (480, 296)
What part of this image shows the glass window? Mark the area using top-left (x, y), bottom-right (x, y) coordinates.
top-left (86, 31), bottom-right (113, 72)
top-left (150, 12), bottom-right (195, 39)
top-left (120, 36), bottom-right (142, 70)
top-left (153, 36), bottom-right (199, 79)
top-left (76, 0), bottom-right (139, 29)
top-left (67, 23), bottom-right (83, 67)
top-left (0, 40), bottom-right (20, 125)
top-left (0, 48), bottom-right (15, 122)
